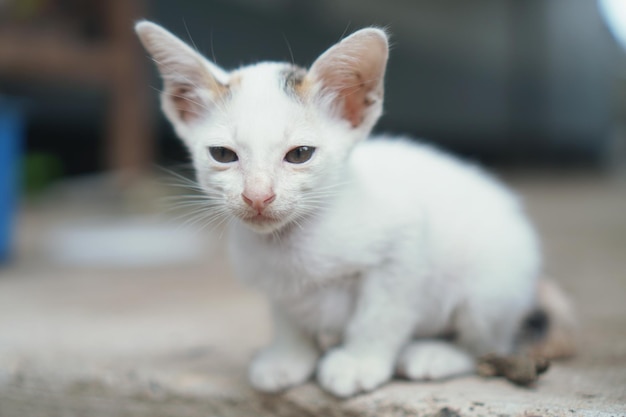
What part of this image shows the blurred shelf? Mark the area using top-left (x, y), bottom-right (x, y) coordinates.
top-left (0, 28), bottom-right (112, 84)
top-left (0, 0), bottom-right (153, 183)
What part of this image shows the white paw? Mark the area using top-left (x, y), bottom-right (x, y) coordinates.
top-left (248, 345), bottom-right (318, 393)
top-left (396, 340), bottom-right (475, 381)
top-left (317, 348), bottom-right (393, 398)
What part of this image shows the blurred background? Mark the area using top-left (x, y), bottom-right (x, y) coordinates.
top-left (1, 0), bottom-right (624, 263)
top-left (1, 0), bottom-right (625, 295)
top-left (2, 0), bottom-right (626, 183)
top-left (1, 2), bottom-right (626, 413)
top-left (0, 0), bottom-right (625, 294)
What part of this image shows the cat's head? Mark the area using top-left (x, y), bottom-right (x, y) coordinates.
top-left (136, 21), bottom-right (388, 234)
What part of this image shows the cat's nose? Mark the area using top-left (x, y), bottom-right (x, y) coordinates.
top-left (242, 192), bottom-right (276, 212)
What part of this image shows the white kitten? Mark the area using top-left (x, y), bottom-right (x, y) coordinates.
top-left (135, 22), bottom-right (575, 397)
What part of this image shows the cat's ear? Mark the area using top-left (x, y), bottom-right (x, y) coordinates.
top-left (135, 21), bottom-right (228, 136)
top-left (308, 28), bottom-right (388, 130)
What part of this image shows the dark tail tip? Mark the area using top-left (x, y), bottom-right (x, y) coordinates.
top-left (519, 308), bottom-right (550, 343)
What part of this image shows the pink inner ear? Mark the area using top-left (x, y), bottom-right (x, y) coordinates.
top-left (170, 86), bottom-right (197, 122)
top-left (309, 30), bottom-right (387, 129)
top-left (336, 71), bottom-right (377, 127)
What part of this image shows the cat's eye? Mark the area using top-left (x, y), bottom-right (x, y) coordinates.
top-left (209, 147), bottom-right (238, 163)
top-left (284, 146), bottom-right (315, 164)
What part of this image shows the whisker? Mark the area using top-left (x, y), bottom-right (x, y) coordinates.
top-left (210, 29), bottom-right (218, 66)
top-left (196, 209), bottom-right (232, 236)
top-left (339, 21), bottom-right (352, 42)
top-left (281, 32), bottom-right (295, 65)
top-left (162, 201), bottom-right (217, 212)
top-left (183, 18), bottom-right (200, 53)
top-left (156, 165), bottom-right (198, 182)
top-left (220, 216), bottom-right (237, 240)
top-left (171, 206), bottom-right (217, 224)
top-left (178, 209), bottom-right (228, 233)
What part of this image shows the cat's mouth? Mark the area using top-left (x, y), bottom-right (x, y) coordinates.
top-left (239, 207), bottom-right (293, 232)
top-left (242, 212), bottom-right (282, 225)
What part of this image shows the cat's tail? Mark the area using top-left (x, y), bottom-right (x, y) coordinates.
top-left (520, 278), bottom-right (578, 359)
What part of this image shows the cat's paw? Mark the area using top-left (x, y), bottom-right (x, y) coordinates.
top-left (396, 340), bottom-right (475, 380)
top-left (248, 345), bottom-right (318, 393)
top-left (317, 348), bottom-right (393, 397)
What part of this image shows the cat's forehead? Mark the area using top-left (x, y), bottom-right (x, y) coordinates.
top-left (231, 62), bottom-right (307, 98)
top-left (224, 62), bottom-right (312, 147)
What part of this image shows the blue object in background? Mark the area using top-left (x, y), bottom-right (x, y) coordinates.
top-left (0, 99), bottom-right (22, 263)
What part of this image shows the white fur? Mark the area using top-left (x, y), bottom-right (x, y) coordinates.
top-left (136, 22), bottom-right (541, 397)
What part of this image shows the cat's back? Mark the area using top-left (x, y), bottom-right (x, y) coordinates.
top-left (350, 136), bottom-right (520, 214)
top-left (348, 136), bottom-right (539, 290)
top-left (348, 136), bottom-right (538, 261)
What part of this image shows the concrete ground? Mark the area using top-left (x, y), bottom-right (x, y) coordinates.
top-left (0, 171), bottom-right (625, 417)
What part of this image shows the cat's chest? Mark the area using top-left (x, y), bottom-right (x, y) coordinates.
top-left (280, 276), bottom-right (360, 340)
top-left (229, 224), bottom-right (363, 346)
top-left (228, 221), bottom-right (367, 294)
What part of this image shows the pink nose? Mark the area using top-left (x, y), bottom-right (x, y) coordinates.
top-left (242, 192), bottom-right (276, 212)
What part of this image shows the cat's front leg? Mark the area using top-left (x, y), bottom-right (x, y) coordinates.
top-left (249, 303), bottom-right (319, 393)
top-left (317, 267), bottom-right (418, 397)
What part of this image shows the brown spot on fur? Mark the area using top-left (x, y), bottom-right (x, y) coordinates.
top-left (295, 75), bottom-right (313, 97)
top-left (281, 65), bottom-right (308, 100)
